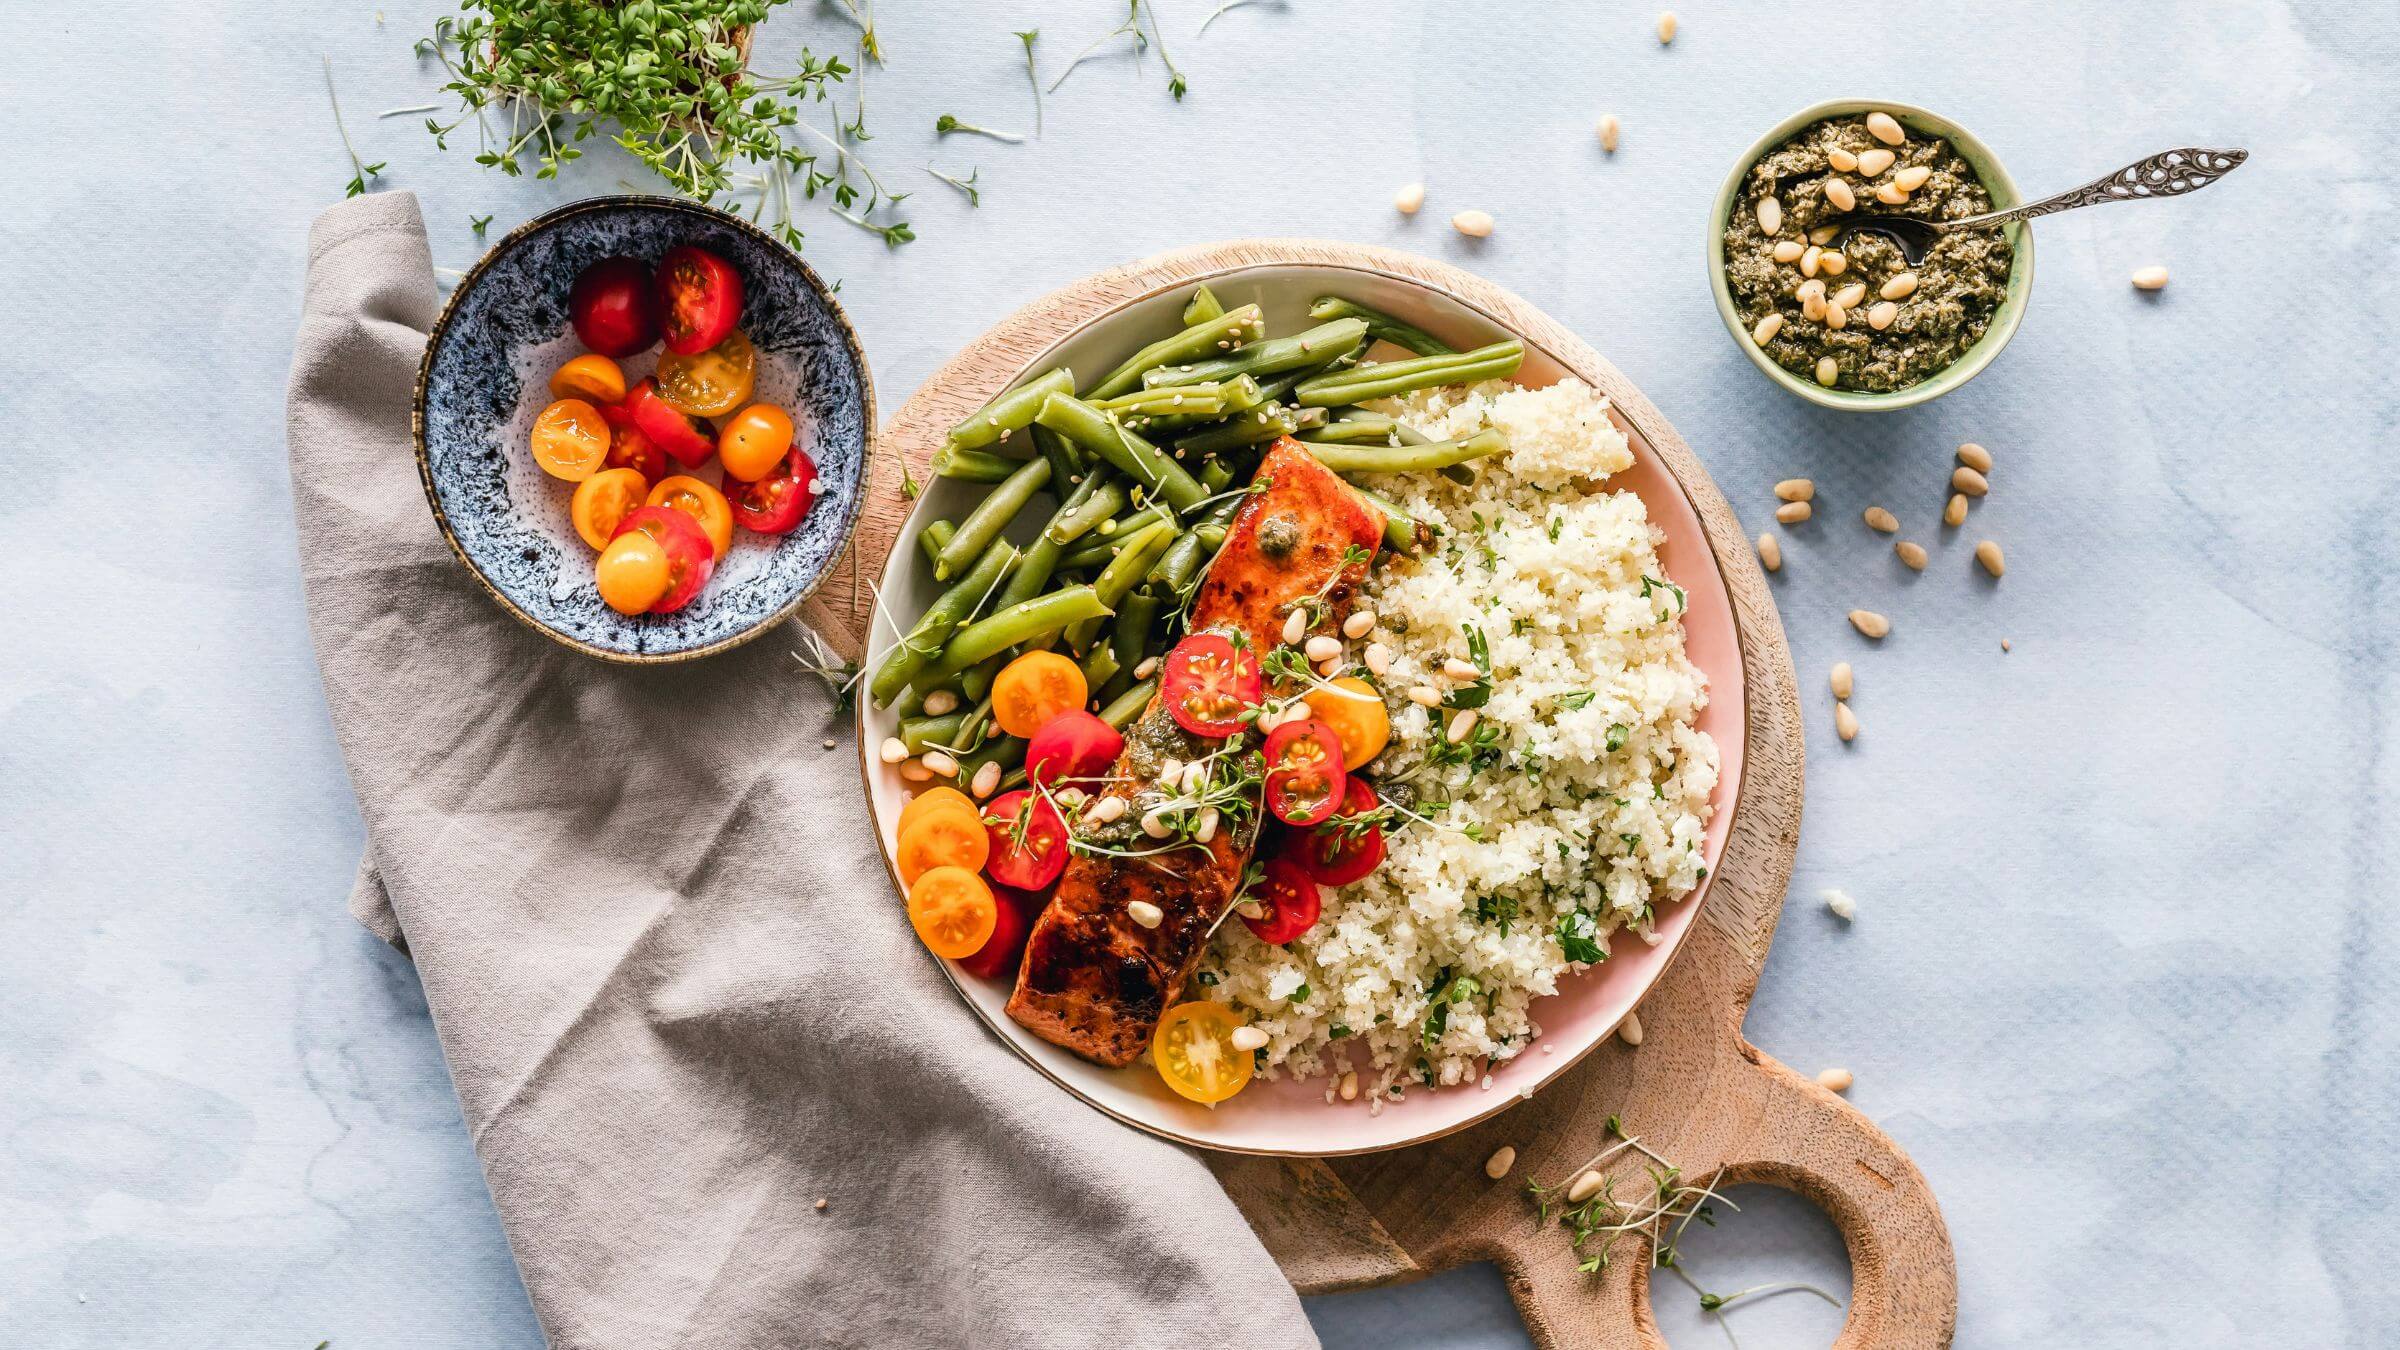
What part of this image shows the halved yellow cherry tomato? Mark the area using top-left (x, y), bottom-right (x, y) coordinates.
top-left (531, 398), bottom-right (611, 482)
top-left (594, 530), bottom-right (672, 615)
top-left (908, 866), bottom-right (998, 959)
top-left (645, 475), bottom-right (734, 559)
top-left (897, 806), bottom-right (991, 884)
top-left (992, 651), bottom-right (1089, 738)
top-left (1152, 1001), bottom-right (1256, 1104)
top-left (548, 353), bottom-right (627, 406)
top-left (570, 468), bottom-right (650, 551)
top-left (655, 329), bottom-right (756, 418)
top-left (899, 785), bottom-right (977, 838)
top-left (1302, 676), bottom-right (1391, 768)
top-left (718, 403), bottom-right (796, 482)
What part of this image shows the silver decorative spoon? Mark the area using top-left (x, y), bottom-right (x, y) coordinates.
top-left (1834, 146), bottom-right (2248, 263)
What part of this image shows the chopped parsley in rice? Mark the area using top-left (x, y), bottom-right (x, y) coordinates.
top-left (1197, 379), bottom-right (1718, 1098)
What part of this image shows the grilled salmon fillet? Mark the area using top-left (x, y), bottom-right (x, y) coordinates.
top-left (1007, 441), bottom-right (1385, 1066)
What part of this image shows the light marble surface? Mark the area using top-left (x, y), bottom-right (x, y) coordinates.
top-left (4, 2), bottom-right (2394, 1346)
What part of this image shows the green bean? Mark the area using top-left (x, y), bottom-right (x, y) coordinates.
top-left (1085, 304), bottom-right (1266, 400)
top-left (1308, 297), bottom-right (1454, 357)
top-left (1348, 483), bottom-right (1437, 553)
top-left (936, 447), bottom-right (1027, 483)
top-left (1198, 458), bottom-right (1237, 493)
top-left (934, 456), bottom-right (1051, 581)
top-left (1317, 412), bottom-right (1472, 482)
top-left (960, 654), bottom-right (1002, 704)
top-left (1182, 284), bottom-right (1225, 326)
top-left (1170, 403), bottom-right (1327, 456)
top-left (1143, 318), bottom-right (1370, 390)
top-left (1103, 587), bottom-right (1160, 704)
top-left (1034, 393), bottom-right (1207, 513)
top-left (1301, 428), bottom-right (1507, 475)
top-left (1098, 677), bottom-right (1158, 730)
top-left (957, 734), bottom-right (1026, 781)
top-left (1031, 424), bottom-right (1082, 487)
top-left (1295, 341), bottom-right (1524, 407)
top-left (917, 519), bottom-right (956, 568)
top-left (1056, 535), bottom-right (1124, 573)
top-left (899, 713), bottom-right (968, 754)
top-left (1067, 519), bottom-right (1176, 652)
top-left (1080, 641), bottom-right (1120, 690)
top-left (988, 473), bottom-right (1103, 614)
top-left (1090, 385), bottom-right (1228, 418)
top-left (1197, 523), bottom-right (1228, 550)
top-left (920, 586), bottom-right (1111, 687)
top-left (1044, 477), bottom-right (1130, 544)
top-left (941, 367), bottom-right (1073, 457)
top-left (869, 542), bottom-right (1021, 706)
top-left (1151, 494), bottom-right (1243, 594)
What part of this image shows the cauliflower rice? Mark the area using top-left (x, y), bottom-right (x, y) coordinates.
top-left (1196, 379), bottom-right (1718, 1099)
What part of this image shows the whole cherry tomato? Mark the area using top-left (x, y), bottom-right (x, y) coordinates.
top-left (569, 256), bottom-right (659, 358)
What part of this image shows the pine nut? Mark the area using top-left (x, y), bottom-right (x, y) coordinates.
top-left (1656, 11), bottom-right (1677, 43)
top-left (1451, 209), bottom-right (1495, 238)
top-left (1893, 165), bottom-right (1931, 192)
top-left (1828, 147), bottom-right (1859, 173)
top-left (1446, 708), bottom-right (1479, 742)
top-left (1304, 635), bottom-right (1342, 662)
top-left (1801, 293), bottom-right (1827, 323)
top-left (1825, 303), bottom-right (1847, 330)
top-left (1953, 466), bottom-right (1989, 497)
top-left (1824, 887), bottom-right (1858, 919)
top-left (1830, 661), bottom-right (1853, 700)
top-left (1339, 1071), bottom-right (1359, 1101)
top-left (879, 737), bottom-right (909, 764)
top-left (1141, 811), bottom-right (1171, 838)
top-left (1055, 786), bottom-right (1088, 809)
top-left (1394, 182), bottom-right (1425, 214)
top-left (1881, 272), bottom-right (1920, 300)
top-left (1856, 147), bottom-right (1896, 177)
top-left (921, 689), bottom-right (959, 716)
top-left (920, 750), bottom-right (960, 777)
top-left (1363, 641), bottom-right (1391, 675)
top-left (1756, 532), bottom-right (1783, 572)
top-left (1895, 540), bottom-right (1927, 570)
top-left (1848, 609), bottom-right (1890, 638)
top-left (1442, 657), bottom-right (1481, 682)
top-left (1619, 1011), bottom-right (1645, 1046)
top-left (1957, 442), bottom-right (1993, 472)
top-left (1196, 807), bottom-right (1220, 843)
top-left (2132, 265), bottom-right (2170, 290)
top-left (1824, 178), bottom-right (1856, 212)
top-left (1775, 478), bottom-right (1816, 502)
top-left (1832, 283), bottom-right (1867, 311)
top-left (1976, 540), bottom-right (2006, 577)
top-left (1800, 244), bottom-right (1821, 277)
top-left (1944, 493), bottom-right (1969, 527)
top-left (1776, 500), bottom-right (1812, 524)
top-left (1819, 250), bottom-right (1848, 276)
top-left (1866, 111), bottom-right (1904, 145)
top-left (1128, 900), bottom-right (1165, 930)
top-left (1867, 301), bottom-right (1898, 330)
top-left (1863, 505), bottom-right (1897, 533)
top-left (1219, 1024), bottom-right (1264, 1053)
top-left (1752, 312), bottom-right (1784, 345)
top-left (1485, 1146), bottom-right (1518, 1179)
top-left (1236, 900), bottom-right (1264, 920)
top-left (1315, 656), bottom-right (1342, 678)
top-left (1756, 195), bottom-right (1783, 235)
top-left (1795, 276), bottom-right (1827, 304)
top-left (1134, 656), bottom-right (1158, 679)
top-left (899, 758), bottom-right (933, 783)
top-left (1876, 181), bottom-right (1910, 205)
top-left (1809, 223), bottom-right (1842, 245)
top-left (1343, 609), bottom-right (1376, 639)
top-left (1598, 114), bottom-right (1621, 152)
top-left (1835, 701), bottom-right (1859, 742)
top-left (971, 760), bottom-right (1003, 798)
top-left (1408, 685), bottom-right (1442, 707)
top-left (1814, 356), bottom-right (1839, 387)
top-left (1282, 608), bottom-right (1308, 645)
top-left (1567, 1170), bottom-right (1606, 1204)
top-left (1088, 795), bottom-right (1127, 825)
top-left (1771, 239), bottom-right (1804, 263)
top-left (1158, 756), bottom-right (1183, 784)
top-left (1817, 1067), bottom-right (1855, 1092)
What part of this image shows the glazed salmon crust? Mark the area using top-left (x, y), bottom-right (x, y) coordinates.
top-left (1007, 442), bottom-right (1384, 1066)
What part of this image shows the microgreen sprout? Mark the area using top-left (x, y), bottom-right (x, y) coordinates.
top-left (1013, 30), bottom-right (1043, 134)
top-left (1134, 1), bottom-right (1189, 99)
top-left (468, 213), bottom-right (493, 236)
top-left (1047, 1), bottom-right (1145, 92)
top-left (934, 114), bottom-right (1023, 144)
top-left (1199, 0), bottom-right (1263, 35)
top-left (828, 0), bottom-right (883, 64)
top-left (321, 56), bottom-right (385, 198)
top-left (924, 164), bottom-right (982, 206)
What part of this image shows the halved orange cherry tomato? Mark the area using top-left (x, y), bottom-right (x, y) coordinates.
top-left (624, 376), bottom-right (717, 469)
top-left (992, 651), bottom-right (1089, 738)
top-left (598, 403), bottom-right (667, 484)
top-left (646, 475), bottom-right (734, 560)
top-left (898, 805), bottom-right (992, 884)
top-left (549, 353), bottom-right (627, 406)
top-left (1262, 718), bottom-right (1347, 827)
top-left (571, 468), bottom-right (650, 551)
top-left (656, 244), bottom-right (745, 356)
top-left (1301, 676), bottom-right (1390, 768)
top-left (530, 398), bottom-right (610, 482)
top-left (1152, 1001), bottom-right (1257, 1104)
top-left (899, 785), bottom-right (978, 838)
top-left (909, 866), bottom-right (999, 960)
top-left (594, 530), bottom-right (673, 615)
top-left (657, 329), bottom-right (756, 418)
top-left (1161, 632), bottom-right (1262, 737)
top-left (609, 505), bottom-right (714, 612)
top-left (717, 403), bottom-right (796, 482)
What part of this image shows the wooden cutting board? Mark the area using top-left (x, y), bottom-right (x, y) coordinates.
top-left (802, 240), bottom-right (1956, 1349)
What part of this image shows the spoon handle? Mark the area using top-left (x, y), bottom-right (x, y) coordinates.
top-left (1953, 147), bottom-right (2248, 230)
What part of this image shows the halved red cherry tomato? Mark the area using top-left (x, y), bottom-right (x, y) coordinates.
top-left (598, 402), bottom-right (668, 484)
top-left (1261, 718), bottom-right (1347, 827)
top-left (1293, 777), bottom-right (1385, 886)
top-left (1026, 711), bottom-right (1124, 788)
top-left (609, 505), bottom-right (715, 612)
top-left (1161, 633), bottom-right (1262, 737)
top-left (1240, 856), bottom-right (1323, 945)
top-left (656, 244), bottom-right (744, 355)
top-left (982, 789), bottom-right (1070, 892)
top-left (956, 883), bottom-right (1039, 980)
top-left (569, 256), bottom-right (660, 358)
top-left (723, 449), bottom-right (818, 535)
top-left (624, 376), bottom-right (716, 469)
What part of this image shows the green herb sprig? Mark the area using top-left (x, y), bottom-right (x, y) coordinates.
top-left (322, 57), bottom-right (385, 198)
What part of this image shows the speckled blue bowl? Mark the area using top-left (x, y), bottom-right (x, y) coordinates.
top-left (415, 196), bottom-right (872, 663)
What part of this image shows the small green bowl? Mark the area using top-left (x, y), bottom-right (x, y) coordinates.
top-left (1706, 98), bottom-right (2035, 412)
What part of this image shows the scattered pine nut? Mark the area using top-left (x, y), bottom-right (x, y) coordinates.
top-left (1567, 1170), bottom-right (1606, 1204)
top-left (1619, 1011), bottom-right (1646, 1046)
top-left (1865, 111), bottom-right (1905, 145)
top-left (1282, 608), bottom-right (1308, 645)
top-left (1776, 500), bottom-right (1813, 524)
top-left (921, 689), bottom-right (959, 716)
top-left (1895, 539), bottom-right (1927, 570)
top-left (1598, 114), bottom-right (1621, 153)
top-left (1304, 634), bottom-right (1342, 662)
top-left (1315, 655), bottom-right (1343, 678)
top-left (1800, 243), bottom-right (1822, 277)
top-left (1407, 685), bottom-right (1442, 707)
top-left (1756, 195), bottom-right (1783, 235)
top-left (1880, 272), bottom-right (1920, 301)
top-left (1228, 1023), bottom-right (1268, 1051)
top-left (1394, 182), bottom-right (1426, 215)
top-left (1849, 609), bottom-right (1890, 639)
top-left (1817, 1067), bottom-right (1855, 1092)
top-left (1339, 1071), bottom-right (1360, 1101)
top-left (1832, 282), bottom-right (1868, 312)
top-left (1825, 303), bottom-right (1848, 331)
top-left (2001, 637), bottom-right (2013, 652)
top-left (1656, 11), bottom-right (1678, 43)
top-left (1827, 147), bottom-right (1859, 172)
top-left (920, 750), bottom-right (960, 778)
top-left (1752, 312), bottom-right (1785, 344)
top-left (815, 1197), bottom-right (829, 1211)
top-left (1771, 239), bottom-right (1805, 263)
top-left (1863, 505), bottom-right (1898, 533)
top-left (1363, 641), bottom-right (1391, 675)
top-left (879, 736), bottom-right (909, 765)
top-left (1835, 701), bottom-right (1859, 742)
top-left (1141, 811), bottom-right (1172, 838)
top-left (1944, 492), bottom-right (1969, 527)
top-left (1824, 178), bottom-right (1856, 212)
top-left (970, 760), bottom-right (1003, 798)
top-left (1794, 277), bottom-right (1827, 303)
top-left (1814, 356), bottom-right (1839, 387)
top-left (1953, 465), bottom-right (1990, 497)
top-left (898, 758), bottom-right (933, 783)
top-left (1442, 657), bottom-right (1481, 682)
top-left (1133, 656), bottom-right (1158, 680)
top-left (2132, 265), bottom-right (2171, 290)
top-left (1976, 540), bottom-right (2006, 577)
top-left (1893, 165), bottom-right (1932, 192)
top-left (1342, 609), bottom-right (1375, 638)
top-left (1800, 291), bottom-right (1828, 324)
top-left (1822, 888), bottom-right (1858, 920)
top-left (1865, 301), bottom-right (1898, 331)
top-left (1957, 442), bottom-right (1993, 473)
top-left (1808, 223), bottom-right (1842, 245)
top-left (1774, 478), bottom-right (1816, 502)
top-left (1856, 147), bottom-right (1896, 177)
top-left (1446, 708), bottom-right (1479, 742)
top-left (1819, 251), bottom-right (1848, 276)
top-left (1451, 209), bottom-right (1495, 238)
top-left (1485, 1145), bottom-right (1518, 1179)
top-left (1875, 181), bottom-right (1910, 205)
top-left (1756, 532), bottom-right (1783, 572)
top-left (1128, 899), bottom-right (1165, 929)
top-left (1830, 661), bottom-right (1853, 700)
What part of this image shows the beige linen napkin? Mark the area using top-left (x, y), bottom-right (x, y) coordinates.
top-left (287, 191), bottom-right (1317, 1350)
